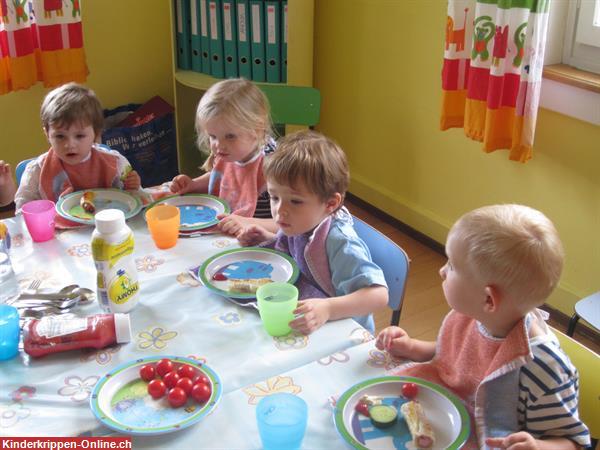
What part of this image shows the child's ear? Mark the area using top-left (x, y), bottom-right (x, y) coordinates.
top-left (326, 193), bottom-right (343, 213)
top-left (483, 285), bottom-right (502, 312)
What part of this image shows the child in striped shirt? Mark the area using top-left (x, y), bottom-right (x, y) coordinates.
top-left (376, 204), bottom-right (590, 449)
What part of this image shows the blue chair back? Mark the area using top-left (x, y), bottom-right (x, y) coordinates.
top-left (352, 216), bottom-right (410, 326)
top-left (16, 158), bottom-right (35, 186)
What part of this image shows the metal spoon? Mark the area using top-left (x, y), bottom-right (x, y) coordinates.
top-left (11, 297), bottom-right (81, 310)
top-left (17, 285), bottom-right (93, 302)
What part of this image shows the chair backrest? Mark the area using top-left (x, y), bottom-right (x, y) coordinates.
top-left (352, 216), bottom-right (410, 326)
top-left (15, 158), bottom-right (35, 186)
top-left (259, 84), bottom-right (320, 126)
top-left (553, 327), bottom-right (600, 446)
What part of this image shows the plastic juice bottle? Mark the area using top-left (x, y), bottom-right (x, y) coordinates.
top-left (91, 209), bottom-right (140, 313)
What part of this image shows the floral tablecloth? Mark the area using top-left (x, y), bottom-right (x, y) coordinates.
top-left (0, 214), bottom-right (372, 439)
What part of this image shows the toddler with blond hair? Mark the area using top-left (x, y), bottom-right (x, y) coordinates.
top-left (376, 204), bottom-right (590, 449)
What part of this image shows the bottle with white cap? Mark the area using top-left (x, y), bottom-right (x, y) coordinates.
top-left (91, 209), bottom-right (140, 313)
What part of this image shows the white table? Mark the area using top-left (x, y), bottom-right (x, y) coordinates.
top-left (0, 214), bottom-right (372, 442)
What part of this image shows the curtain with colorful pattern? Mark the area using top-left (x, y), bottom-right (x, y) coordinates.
top-left (440, 0), bottom-right (550, 162)
top-left (0, 0), bottom-right (87, 95)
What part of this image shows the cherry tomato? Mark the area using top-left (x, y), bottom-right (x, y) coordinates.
top-left (156, 358), bottom-right (174, 377)
top-left (191, 382), bottom-right (211, 404)
top-left (147, 379), bottom-right (167, 399)
top-left (177, 364), bottom-right (196, 380)
top-left (401, 382), bottom-right (419, 399)
top-left (212, 273), bottom-right (227, 281)
top-left (139, 364), bottom-right (156, 382)
top-left (192, 374), bottom-right (210, 386)
top-left (163, 371), bottom-right (181, 389)
top-left (354, 402), bottom-right (370, 417)
top-left (167, 387), bottom-right (188, 408)
top-left (176, 377), bottom-right (194, 395)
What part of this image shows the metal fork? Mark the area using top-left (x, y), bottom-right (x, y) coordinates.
top-left (7, 279), bottom-right (41, 305)
top-left (21, 278), bottom-right (42, 295)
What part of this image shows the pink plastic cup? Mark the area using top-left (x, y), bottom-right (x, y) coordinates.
top-left (22, 199), bottom-right (56, 242)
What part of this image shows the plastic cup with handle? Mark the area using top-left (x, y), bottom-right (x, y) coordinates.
top-left (21, 199), bottom-right (56, 242)
top-left (256, 282), bottom-right (298, 337)
top-left (256, 393), bottom-right (308, 450)
top-left (145, 204), bottom-right (180, 249)
top-left (0, 304), bottom-right (20, 361)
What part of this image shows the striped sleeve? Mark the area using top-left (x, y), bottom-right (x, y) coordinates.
top-left (253, 137), bottom-right (276, 219)
top-left (518, 341), bottom-right (591, 447)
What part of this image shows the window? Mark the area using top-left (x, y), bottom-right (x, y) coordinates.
top-left (563, 0), bottom-right (600, 74)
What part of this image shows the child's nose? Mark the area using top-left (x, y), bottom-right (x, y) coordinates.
top-left (439, 265), bottom-right (447, 280)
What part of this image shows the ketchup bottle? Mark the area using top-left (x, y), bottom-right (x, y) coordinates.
top-left (23, 313), bottom-right (132, 358)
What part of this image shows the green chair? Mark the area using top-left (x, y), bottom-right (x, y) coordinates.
top-left (554, 328), bottom-right (599, 448)
top-left (258, 84), bottom-right (320, 127)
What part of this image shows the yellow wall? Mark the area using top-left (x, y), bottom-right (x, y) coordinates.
top-left (314, 1), bottom-right (600, 314)
top-left (0, 0), bottom-right (173, 167)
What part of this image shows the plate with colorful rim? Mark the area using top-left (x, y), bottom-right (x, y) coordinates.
top-left (90, 355), bottom-right (222, 436)
top-left (56, 188), bottom-right (142, 225)
top-left (146, 194), bottom-right (230, 232)
top-left (333, 376), bottom-right (470, 450)
top-left (197, 247), bottom-right (300, 300)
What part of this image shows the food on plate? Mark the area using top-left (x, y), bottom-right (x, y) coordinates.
top-left (354, 401), bottom-right (370, 417)
top-left (401, 382), bottom-right (419, 399)
top-left (142, 360), bottom-right (213, 408)
top-left (400, 400), bottom-right (435, 449)
top-left (227, 278), bottom-right (272, 294)
top-left (369, 404), bottom-right (398, 429)
top-left (80, 191), bottom-right (96, 213)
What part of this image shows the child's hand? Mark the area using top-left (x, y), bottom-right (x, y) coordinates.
top-left (217, 214), bottom-right (249, 237)
top-left (237, 224), bottom-right (273, 247)
top-left (124, 170), bottom-right (141, 190)
top-left (375, 326), bottom-right (413, 358)
top-left (289, 299), bottom-right (331, 335)
top-left (486, 432), bottom-right (541, 449)
top-left (170, 175), bottom-right (193, 194)
top-left (0, 161), bottom-right (14, 184)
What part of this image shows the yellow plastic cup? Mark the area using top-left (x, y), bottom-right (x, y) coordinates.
top-left (145, 204), bottom-right (180, 249)
top-left (256, 282), bottom-right (298, 337)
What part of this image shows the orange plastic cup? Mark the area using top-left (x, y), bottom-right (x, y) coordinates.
top-left (145, 204), bottom-right (180, 249)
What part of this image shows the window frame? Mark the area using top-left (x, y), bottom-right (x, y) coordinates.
top-left (562, 0), bottom-right (600, 74)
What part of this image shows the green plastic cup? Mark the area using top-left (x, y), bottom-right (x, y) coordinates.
top-left (256, 282), bottom-right (298, 337)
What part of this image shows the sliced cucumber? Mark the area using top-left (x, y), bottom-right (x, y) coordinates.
top-left (369, 404), bottom-right (398, 428)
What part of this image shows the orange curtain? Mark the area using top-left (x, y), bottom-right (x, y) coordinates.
top-left (440, 0), bottom-right (550, 162)
top-left (0, 0), bottom-right (88, 95)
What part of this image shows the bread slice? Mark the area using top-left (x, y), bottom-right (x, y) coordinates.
top-left (227, 278), bottom-right (272, 294)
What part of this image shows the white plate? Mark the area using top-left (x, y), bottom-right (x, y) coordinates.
top-left (197, 247), bottom-right (300, 300)
top-left (56, 189), bottom-right (142, 225)
top-left (334, 376), bottom-right (470, 450)
top-left (147, 194), bottom-right (230, 231)
top-left (90, 355), bottom-right (222, 436)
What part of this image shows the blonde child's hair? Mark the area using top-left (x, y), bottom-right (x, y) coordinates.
top-left (449, 204), bottom-right (564, 309)
top-left (195, 78), bottom-right (273, 171)
top-left (263, 130), bottom-right (349, 204)
top-left (40, 82), bottom-right (104, 137)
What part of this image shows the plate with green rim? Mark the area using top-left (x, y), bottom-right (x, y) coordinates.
top-left (56, 188), bottom-right (142, 225)
top-left (197, 247), bottom-right (300, 300)
top-left (146, 194), bottom-right (230, 232)
top-left (333, 376), bottom-right (470, 450)
top-left (90, 355), bottom-right (222, 436)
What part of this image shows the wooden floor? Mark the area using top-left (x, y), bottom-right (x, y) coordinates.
top-left (345, 198), bottom-right (600, 354)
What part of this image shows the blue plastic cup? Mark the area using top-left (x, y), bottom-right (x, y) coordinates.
top-left (0, 304), bottom-right (19, 361)
top-left (256, 393), bottom-right (308, 450)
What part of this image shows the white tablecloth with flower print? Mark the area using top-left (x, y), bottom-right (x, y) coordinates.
top-left (133, 340), bottom-right (398, 449)
top-left (0, 214), bottom-right (373, 440)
